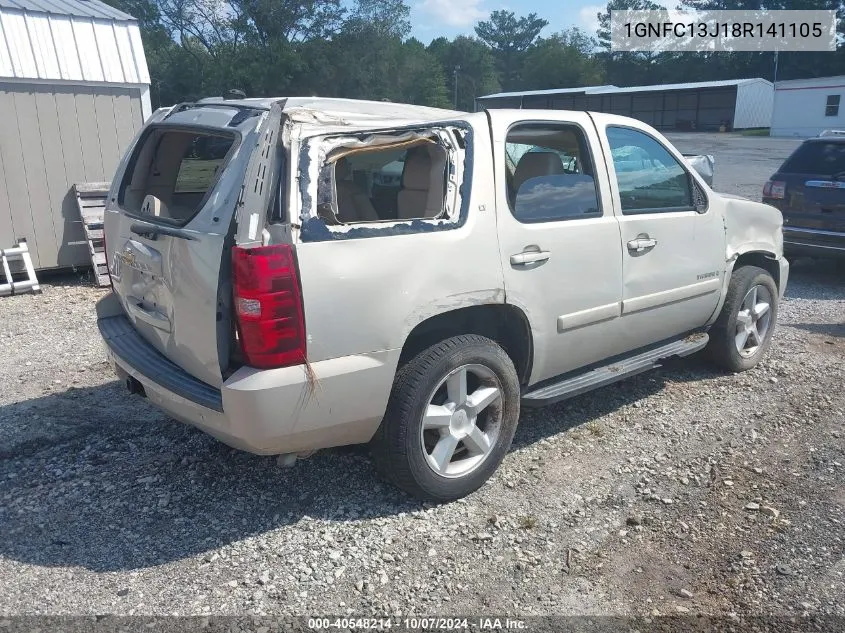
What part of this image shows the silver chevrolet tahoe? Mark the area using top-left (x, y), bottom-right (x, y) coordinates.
top-left (97, 97), bottom-right (789, 501)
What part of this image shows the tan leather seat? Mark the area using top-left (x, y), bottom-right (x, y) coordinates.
top-left (397, 145), bottom-right (446, 220)
top-left (335, 158), bottom-right (379, 223)
top-left (512, 152), bottom-right (565, 196)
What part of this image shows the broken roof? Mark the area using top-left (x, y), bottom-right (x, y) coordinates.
top-left (194, 96), bottom-right (466, 128)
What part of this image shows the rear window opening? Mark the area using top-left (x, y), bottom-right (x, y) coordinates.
top-left (119, 129), bottom-right (236, 226)
top-left (328, 140), bottom-right (449, 224)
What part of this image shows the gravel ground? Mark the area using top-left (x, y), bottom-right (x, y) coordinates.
top-left (1, 134), bottom-right (843, 621)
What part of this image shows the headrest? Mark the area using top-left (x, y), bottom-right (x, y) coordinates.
top-left (141, 194), bottom-right (164, 217)
top-left (513, 152), bottom-right (565, 193)
top-left (402, 146), bottom-right (435, 191)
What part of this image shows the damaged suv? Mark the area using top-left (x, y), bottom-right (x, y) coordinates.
top-left (98, 97), bottom-right (788, 501)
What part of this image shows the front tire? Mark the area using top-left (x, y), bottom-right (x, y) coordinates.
top-left (371, 335), bottom-right (521, 501)
top-left (706, 265), bottom-right (779, 372)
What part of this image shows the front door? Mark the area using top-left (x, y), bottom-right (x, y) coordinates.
top-left (487, 111), bottom-right (626, 385)
top-left (591, 116), bottom-right (726, 350)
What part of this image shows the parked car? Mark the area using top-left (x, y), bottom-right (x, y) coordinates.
top-left (763, 135), bottom-right (845, 258)
top-left (98, 97), bottom-right (788, 501)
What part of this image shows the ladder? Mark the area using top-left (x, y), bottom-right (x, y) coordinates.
top-left (73, 182), bottom-right (111, 287)
top-left (0, 239), bottom-right (40, 297)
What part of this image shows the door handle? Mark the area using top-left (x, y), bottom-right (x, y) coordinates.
top-left (510, 250), bottom-right (551, 266)
top-left (627, 236), bottom-right (658, 253)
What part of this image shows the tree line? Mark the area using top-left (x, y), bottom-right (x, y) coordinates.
top-left (105, 0), bottom-right (845, 111)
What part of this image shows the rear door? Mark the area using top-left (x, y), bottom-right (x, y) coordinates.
top-left (487, 110), bottom-right (627, 384)
top-left (104, 102), bottom-right (283, 387)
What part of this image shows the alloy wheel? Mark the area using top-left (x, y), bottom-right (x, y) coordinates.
top-left (735, 284), bottom-right (773, 357)
top-left (419, 364), bottom-right (504, 479)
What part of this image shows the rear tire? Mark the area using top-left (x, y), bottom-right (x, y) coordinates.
top-left (371, 335), bottom-right (521, 501)
top-left (706, 265), bottom-right (778, 372)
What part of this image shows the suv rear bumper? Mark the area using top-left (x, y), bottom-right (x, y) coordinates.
top-left (97, 299), bottom-right (398, 455)
top-left (784, 227), bottom-right (845, 258)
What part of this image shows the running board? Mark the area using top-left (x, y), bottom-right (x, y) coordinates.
top-left (522, 333), bottom-right (709, 407)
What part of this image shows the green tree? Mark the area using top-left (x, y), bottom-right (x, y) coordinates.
top-left (679, 0), bottom-right (845, 81)
top-left (428, 36), bottom-right (501, 111)
top-left (595, 0), bottom-right (671, 86)
top-left (347, 0), bottom-right (411, 39)
top-left (398, 39), bottom-right (451, 108)
top-left (474, 10), bottom-right (549, 89)
top-left (521, 29), bottom-right (605, 91)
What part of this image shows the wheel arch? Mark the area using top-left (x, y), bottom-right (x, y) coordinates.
top-left (732, 250), bottom-right (782, 289)
top-left (398, 304), bottom-right (534, 385)
top-left (706, 249), bottom-right (782, 326)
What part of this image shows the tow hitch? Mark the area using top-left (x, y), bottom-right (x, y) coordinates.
top-left (126, 376), bottom-right (146, 398)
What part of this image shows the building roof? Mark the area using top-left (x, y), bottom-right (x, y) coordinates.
top-left (0, 0), bottom-right (133, 20)
top-left (478, 78), bottom-right (771, 101)
top-left (593, 78), bottom-right (771, 95)
top-left (0, 0), bottom-right (148, 84)
top-left (774, 75), bottom-right (845, 89)
top-left (478, 85), bottom-right (617, 100)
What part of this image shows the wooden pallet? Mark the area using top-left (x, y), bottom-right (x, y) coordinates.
top-left (73, 182), bottom-right (111, 287)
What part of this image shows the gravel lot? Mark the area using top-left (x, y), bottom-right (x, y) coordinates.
top-left (1, 133), bottom-right (843, 621)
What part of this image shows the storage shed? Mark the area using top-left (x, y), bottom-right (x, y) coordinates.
top-left (476, 78), bottom-right (774, 132)
top-left (771, 75), bottom-right (845, 137)
top-left (0, 0), bottom-right (150, 270)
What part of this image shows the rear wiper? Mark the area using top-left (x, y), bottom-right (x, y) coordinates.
top-left (130, 223), bottom-right (196, 241)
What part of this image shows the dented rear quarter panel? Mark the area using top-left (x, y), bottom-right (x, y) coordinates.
top-left (291, 114), bottom-right (504, 365)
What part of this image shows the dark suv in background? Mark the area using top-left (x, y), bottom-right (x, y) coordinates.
top-left (763, 133), bottom-right (845, 258)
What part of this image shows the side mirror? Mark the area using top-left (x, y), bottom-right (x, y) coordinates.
top-left (683, 154), bottom-right (715, 187)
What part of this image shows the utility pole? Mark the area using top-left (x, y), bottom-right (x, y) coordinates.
top-left (454, 65), bottom-right (461, 109)
top-left (773, 50), bottom-right (779, 86)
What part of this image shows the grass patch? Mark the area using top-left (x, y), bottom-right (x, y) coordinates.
top-left (740, 128), bottom-right (770, 137)
top-left (519, 515), bottom-right (538, 530)
top-left (585, 421), bottom-right (605, 437)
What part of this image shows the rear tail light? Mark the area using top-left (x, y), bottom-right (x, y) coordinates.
top-left (763, 180), bottom-right (786, 199)
top-left (232, 244), bottom-right (306, 369)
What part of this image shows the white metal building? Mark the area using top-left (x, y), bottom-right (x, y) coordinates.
top-left (0, 0), bottom-right (150, 270)
top-left (477, 78), bottom-right (774, 132)
top-left (771, 75), bottom-right (845, 137)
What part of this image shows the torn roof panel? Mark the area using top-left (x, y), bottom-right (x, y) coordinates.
top-left (195, 96), bottom-right (465, 128)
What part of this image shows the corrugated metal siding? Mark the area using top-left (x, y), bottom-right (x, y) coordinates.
top-left (0, 82), bottom-right (144, 269)
top-left (0, 7), bottom-right (149, 84)
top-left (0, 0), bottom-right (133, 21)
top-left (734, 80), bottom-right (774, 129)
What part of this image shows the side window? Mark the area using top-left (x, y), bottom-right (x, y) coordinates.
top-left (505, 123), bottom-right (602, 223)
top-left (606, 126), bottom-right (693, 214)
top-left (825, 94), bottom-right (840, 117)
